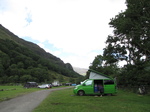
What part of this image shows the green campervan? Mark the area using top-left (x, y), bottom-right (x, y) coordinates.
top-left (73, 69), bottom-right (117, 96)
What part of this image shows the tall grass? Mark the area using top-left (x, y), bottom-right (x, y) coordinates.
top-left (33, 88), bottom-right (150, 112)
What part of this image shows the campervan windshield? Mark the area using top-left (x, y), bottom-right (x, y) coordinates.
top-left (80, 80), bottom-right (87, 85)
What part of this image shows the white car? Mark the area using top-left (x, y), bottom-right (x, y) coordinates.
top-left (38, 84), bottom-right (52, 88)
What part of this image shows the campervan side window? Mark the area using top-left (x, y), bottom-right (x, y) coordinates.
top-left (104, 80), bottom-right (114, 85)
top-left (85, 80), bottom-right (92, 86)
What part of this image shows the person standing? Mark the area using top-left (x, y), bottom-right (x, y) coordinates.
top-left (98, 84), bottom-right (104, 97)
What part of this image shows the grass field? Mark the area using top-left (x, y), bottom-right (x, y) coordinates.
top-left (0, 85), bottom-right (40, 101)
top-left (33, 88), bottom-right (150, 112)
top-left (0, 86), bottom-right (150, 112)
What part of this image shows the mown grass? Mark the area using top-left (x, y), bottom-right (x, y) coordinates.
top-left (33, 88), bottom-right (150, 112)
top-left (0, 85), bottom-right (67, 102)
top-left (0, 85), bottom-right (40, 101)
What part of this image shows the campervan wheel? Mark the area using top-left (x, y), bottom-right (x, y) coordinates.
top-left (78, 90), bottom-right (85, 96)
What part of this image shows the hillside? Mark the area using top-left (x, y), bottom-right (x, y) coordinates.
top-left (0, 24), bottom-right (82, 84)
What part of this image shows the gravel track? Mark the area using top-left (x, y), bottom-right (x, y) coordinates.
top-left (0, 87), bottom-right (73, 112)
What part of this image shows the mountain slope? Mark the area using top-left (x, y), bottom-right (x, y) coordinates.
top-left (0, 24), bottom-right (66, 67)
top-left (0, 24), bottom-right (82, 84)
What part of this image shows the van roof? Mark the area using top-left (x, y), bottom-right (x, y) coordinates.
top-left (88, 69), bottom-right (114, 80)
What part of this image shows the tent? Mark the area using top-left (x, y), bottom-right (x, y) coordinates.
top-left (89, 69), bottom-right (111, 79)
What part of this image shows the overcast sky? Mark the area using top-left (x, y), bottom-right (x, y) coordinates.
top-left (0, 0), bottom-right (127, 68)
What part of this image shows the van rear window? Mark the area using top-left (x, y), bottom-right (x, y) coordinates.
top-left (104, 80), bottom-right (114, 85)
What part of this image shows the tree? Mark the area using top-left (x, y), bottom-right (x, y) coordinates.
top-left (0, 51), bottom-right (10, 69)
top-left (0, 61), bottom-right (4, 77)
top-left (103, 0), bottom-right (150, 86)
top-left (69, 77), bottom-right (75, 83)
top-left (20, 75), bottom-right (33, 83)
top-left (89, 54), bottom-right (119, 78)
top-left (58, 75), bottom-right (64, 82)
top-left (105, 0), bottom-right (150, 65)
top-left (89, 55), bottom-right (104, 70)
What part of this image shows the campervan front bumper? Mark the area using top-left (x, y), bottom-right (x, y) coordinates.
top-left (73, 85), bottom-right (80, 94)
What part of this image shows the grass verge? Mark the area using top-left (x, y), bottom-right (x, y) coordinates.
top-left (0, 85), bottom-right (68, 102)
top-left (0, 85), bottom-right (40, 101)
top-left (33, 88), bottom-right (150, 112)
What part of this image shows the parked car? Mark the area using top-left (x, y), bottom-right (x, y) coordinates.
top-left (38, 84), bottom-right (52, 89)
top-left (52, 81), bottom-right (60, 87)
top-left (48, 84), bottom-right (52, 88)
top-left (24, 82), bottom-right (38, 88)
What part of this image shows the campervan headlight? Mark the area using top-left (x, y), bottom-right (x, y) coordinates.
top-left (74, 85), bottom-right (80, 90)
top-left (74, 86), bottom-right (78, 89)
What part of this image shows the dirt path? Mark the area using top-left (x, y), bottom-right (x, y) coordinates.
top-left (0, 86), bottom-right (73, 112)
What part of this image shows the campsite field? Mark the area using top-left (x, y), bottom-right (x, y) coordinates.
top-left (0, 85), bottom-right (40, 101)
top-left (33, 88), bottom-right (150, 112)
top-left (0, 86), bottom-right (149, 112)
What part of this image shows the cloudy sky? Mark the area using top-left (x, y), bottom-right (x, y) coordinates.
top-left (0, 0), bottom-right (127, 68)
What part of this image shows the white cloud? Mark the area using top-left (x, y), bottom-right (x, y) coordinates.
top-left (0, 0), bottom-right (127, 68)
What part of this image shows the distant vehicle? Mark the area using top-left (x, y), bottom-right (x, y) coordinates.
top-left (38, 84), bottom-right (52, 89)
top-left (48, 84), bottom-right (52, 88)
top-left (24, 82), bottom-right (38, 88)
top-left (52, 81), bottom-right (60, 87)
top-left (72, 84), bottom-right (77, 86)
top-left (65, 83), bottom-right (72, 86)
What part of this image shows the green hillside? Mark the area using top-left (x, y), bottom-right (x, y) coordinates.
top-left (0, 24), bottom-right (83, 84)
